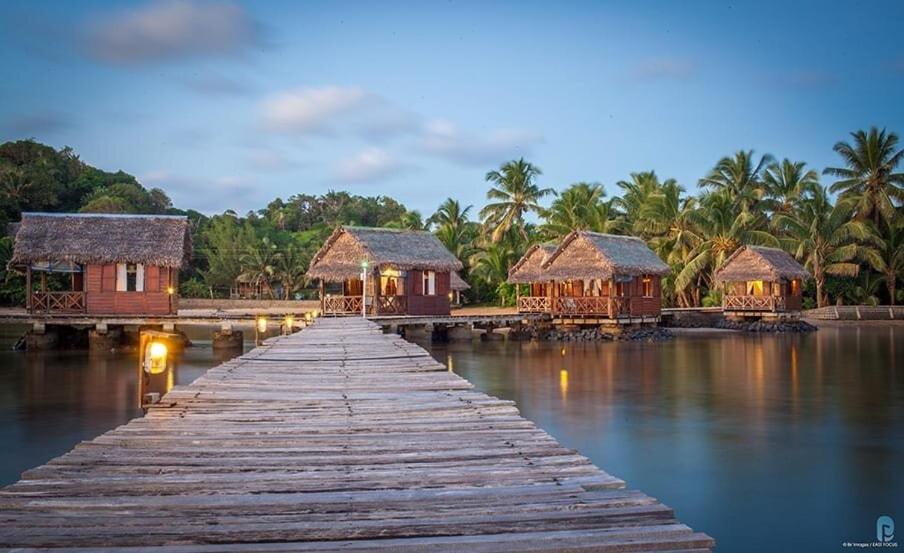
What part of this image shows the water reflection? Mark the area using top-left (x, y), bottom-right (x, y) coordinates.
top-left (430, 327), bottom-right (904, 553)
top-left (0, 325), bottom-right (247, 486)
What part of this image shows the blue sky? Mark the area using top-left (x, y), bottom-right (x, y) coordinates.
top-left (1, 0), bottom-right (903, 216)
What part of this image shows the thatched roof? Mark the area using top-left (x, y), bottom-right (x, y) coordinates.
top-left (10, 213), bottom-right (191, 268)
top-left (714, 245), bottom-right (810, 282)
top-left (306, 226), bottom-right (463, 281)
top-left (508, 243), bottom-right (558, 284)
top-left (542, 231), bottom-right (669, 280)
top-left (450, 271), bottom-right (470, 290)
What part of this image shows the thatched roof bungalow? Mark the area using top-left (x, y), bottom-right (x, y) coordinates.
top-left (11, 213), bottom-right (191, 315)
top-left (508, 243), bottom-right (558, 284)
top-left (715, 245), bottom-right (809, 314)
top-left (511, 231), bottom-right (669, 321)
top-left (307, 226), bottom-right (463, 316)
top-left (543, 231), bottom-right (669, 281)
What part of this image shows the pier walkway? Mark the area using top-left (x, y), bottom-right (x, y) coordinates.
top-left (0, 318), bottom-right (712, 552)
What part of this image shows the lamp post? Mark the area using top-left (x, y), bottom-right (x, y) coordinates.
top-left (283, 314), bottom-right (294, 335)
top-left (360, 260), bottom-right (369, 318)
top-left (138, 330), bottom-right (179, 411)
top-left (255, 315), bottom-right (268, 345)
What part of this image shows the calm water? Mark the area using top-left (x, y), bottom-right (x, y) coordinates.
top-left (426, 326), bottom-right (904, 552)
top-left (1, 324), bottom-right (901, 551)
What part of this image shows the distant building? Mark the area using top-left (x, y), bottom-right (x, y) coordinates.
top-left (714, 245), bottom-right (809, 316)
top-left (306, 226), bottom-right (463, 316)
top-left (508, 231), bottom-right (669, 323)
top-left (10, 213), bottom-right (191, 315)
top-left (449, 271), bottom-right (470, 307)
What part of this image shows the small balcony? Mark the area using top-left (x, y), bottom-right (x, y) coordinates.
top-left (322, 295), bottom-right (409, 316)
top-left (30, 291), bottom-right (87, 314)
top-left (724, 295), bottom-right (801, 312)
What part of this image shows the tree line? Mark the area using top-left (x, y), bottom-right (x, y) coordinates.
top-left (1, 127), bottom-right (901, 307)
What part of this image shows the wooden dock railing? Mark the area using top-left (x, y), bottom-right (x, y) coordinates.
top-left (0, 317), bottom-right (713, 551)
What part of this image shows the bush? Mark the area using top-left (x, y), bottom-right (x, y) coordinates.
top-left (179, 277), bottom-right (210, 298)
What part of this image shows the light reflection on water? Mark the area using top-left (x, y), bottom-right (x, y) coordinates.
top-left (426, 326), bottom-right (904, 553)
top-left (0, 325), bottom-right (249, 486)
top-left (0, 324), bottom-right (900, 552)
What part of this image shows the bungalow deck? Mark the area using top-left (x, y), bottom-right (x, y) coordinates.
top-left (0, 317), bottom-right (712, 552)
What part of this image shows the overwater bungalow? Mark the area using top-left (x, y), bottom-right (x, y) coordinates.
top-left (715, 245), bottom-right (809, 317)
top-left (306, 226), bottom-right (463, 316)
top-left (509, 231), bottom-right (670, 323)
top-left (508, 243), bottom-right (558, 313)
top-left (10, 212), bottom-right (191, 315)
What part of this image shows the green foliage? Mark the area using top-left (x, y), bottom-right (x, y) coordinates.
top-left (0, 135), bottom-right (901, 309)
top-left (179, 277), bottom-right (210, 299)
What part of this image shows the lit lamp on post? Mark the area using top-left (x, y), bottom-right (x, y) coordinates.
top-left (360, 260), bottom-right (369, 318)
top-left (283, 314), bottom-right (294, 335)
top-left (138, 330), bottom-right (178, 411)
top-left (166, 285), bottom-right (175, 313)
top-left (255, 315), bottom-right (268, 346)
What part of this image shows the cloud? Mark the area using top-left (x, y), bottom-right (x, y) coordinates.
top-left (335, 148), bottom-right (409, 183)
top-left (630, 57), bottom-right (695, 81)
top-left (260, 86), bottom-right (371, 134)
top-left (142, 170), bottom-right (258, 213)
top-left (83, 0), bottom-right (262, 63)
top-left (0, 112), bottom-right (74, 138)
top-left (421, 120), bottom-right (543, 166)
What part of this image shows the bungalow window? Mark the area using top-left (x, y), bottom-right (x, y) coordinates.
top-left (381, 269), bottom-right (406, 296)
top-left (615, 282), bottom-right (626, 297)
top-left (790, 279), bottom-right (801, 296)
top-left (746, 280), bottom-right (765, 296)
top-left (642, 276), bottom-right (653, 298)
top-left (116, 263), bottom-right (144, 292)
top-left (422, 271), bottom-right (436, 295)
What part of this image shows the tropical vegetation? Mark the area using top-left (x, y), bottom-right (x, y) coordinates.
top-left (0, 127), bottom-right (901, 307)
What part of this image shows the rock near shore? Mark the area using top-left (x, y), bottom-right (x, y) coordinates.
top-left (511, 325), bottom-right (674, 342)
top-left (715, 319), bottom-right (817, 333)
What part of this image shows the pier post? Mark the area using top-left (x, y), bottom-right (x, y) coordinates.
top-left (89, 324), bottom-right (122, 352)
top-left (213, 323), bottom-right (243, 351)
top-left (447, 323), bottom-right (473, 341)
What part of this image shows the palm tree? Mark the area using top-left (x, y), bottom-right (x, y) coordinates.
top-left (613, 171), bottom-right (677, 237)
top-left (480, 158), bottom-right (552, 243)
top-left (429, 198), bottom-right (478, 265)
top-left (469, 241), bottom-right (519, 306)
top-left (385, 210), bottom-right (426, 230)
top-left (824, 127), bottom-right (904, 226)
top-left (761, 159), bottom-right (820, 215)
top-left (774, 186), bottom-right (880, 307)
top-left (539, 182), bottom-right (620, 240)
top-left (675, 191), bottom-right (778, 304)
top-left (274, 244), bottom-right (308, 300)
top-left (861, 216), bottom-right (904, 305)
top-left (238, 237), bottom-right (279, 299)
top-left (699, 150), bottom-right (772, 212)
top-left (639, 183), bottom-right (702, 306)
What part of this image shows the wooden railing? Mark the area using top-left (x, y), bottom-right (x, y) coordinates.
top-left (517, 296), bottom-right (551, 313)
top-left (551, 296), bottom-right (634, 318)
top-left (377, 295), bottom-right (407, 315)
top-left (31, 291), bottom-right (86, 313)
top-left (724, 295), bottom-right (787, 311)
top-left (323, 295), bottom-right (363, 315)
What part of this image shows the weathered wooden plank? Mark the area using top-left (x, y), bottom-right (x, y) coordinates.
top-left (0, 317), bottom-right (712, 552)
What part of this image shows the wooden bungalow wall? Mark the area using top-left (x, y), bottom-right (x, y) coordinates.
top-left (405, 269), bottom-right (451, 315)
top-left (85, 264), bottom-right (176, 315)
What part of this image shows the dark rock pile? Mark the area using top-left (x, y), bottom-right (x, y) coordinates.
top-left (511, 325), bottom-right (673, 342)
top-left (715, 319), bottom-right (817, 333)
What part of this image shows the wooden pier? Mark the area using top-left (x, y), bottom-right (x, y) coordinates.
top-left (0, 318), bottom-right (713, 552)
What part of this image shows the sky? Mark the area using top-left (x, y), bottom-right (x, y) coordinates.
top-left (1, 0), bottom-right (903, 216)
